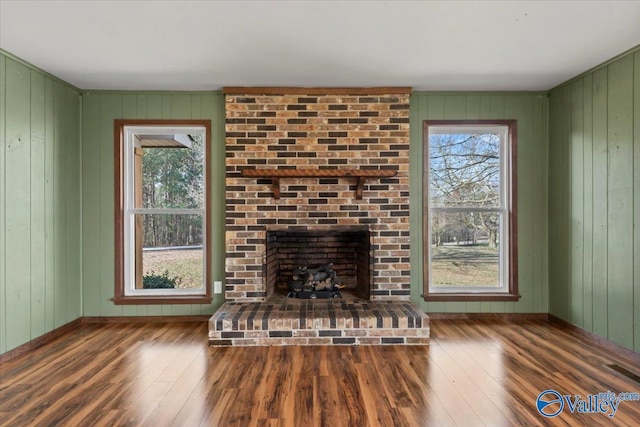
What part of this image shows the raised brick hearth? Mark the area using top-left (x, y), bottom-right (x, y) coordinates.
top-left (210, 87), bottom-right (429, 346)
top-left (209, 297), bottom-right (430, 346)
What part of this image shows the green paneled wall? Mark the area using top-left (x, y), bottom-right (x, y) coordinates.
top-left (2, 45), bottom-right (637, 356)
top-left (548, 47), bottom-right (639, 352)
top-left (409, 93), bottom-right (549, 314)
top-left (80, 91), bottom-right (226, 316)
top-left (0, 53), bottom-right (82, 354)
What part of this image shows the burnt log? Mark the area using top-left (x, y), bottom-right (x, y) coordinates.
top-left (288, 262), bottom-right (342, 293)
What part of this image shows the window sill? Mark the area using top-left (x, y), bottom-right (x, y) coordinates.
top-left (423, 293), bottom-right (521, 302)
top-left (112, 295), bottom-right (213, 305)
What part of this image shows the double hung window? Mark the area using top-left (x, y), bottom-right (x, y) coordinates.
top-left (423, 120), bottom-right (518, 301)
top-left (114, 120), bottom-right (211, 304)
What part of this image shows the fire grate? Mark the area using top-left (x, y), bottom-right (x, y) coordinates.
top-left (287, 290), bottom-right (341, 299)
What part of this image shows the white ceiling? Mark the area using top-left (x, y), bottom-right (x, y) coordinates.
top-left (1, 0), bottom-right (639, 92)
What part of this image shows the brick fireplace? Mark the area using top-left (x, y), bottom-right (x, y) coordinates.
top-left (210, 87), bottom-right (429, 346)
top-left (224, 88), bottom-right (412, 302)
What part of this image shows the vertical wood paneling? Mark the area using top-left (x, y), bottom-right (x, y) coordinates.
top-left (171, 94), bottom-right (191, 119)
top-left (65, 88), bottom-right (81, 322)
top-left (634, 51), bottom-right (640, 352)
top-left (81, 94), bottom-right (101, 316)
top-left (465, 95), bottom-right (480, 118)
top-left (549, 48), bottom-right (638, 352)
top-left (121, 94), bottom-right (137, 119)
top-left (570, 80), bottom-right (584, 327)
top-left (30, 70), bottom-right (46, 338)
top-left (53, 82), bottom-right (67, 326)
top-left (80, 91), bottom-right (225, 317)
top-left (147, 94), bottom-right (162, 119)
top-left (606, 55), bottom-right (634, 349)
top-left (0, 53), bottom-right (81, 354)
top-left (161, 94), bottom-right (172, 119)
top-left (504, 95), bottom-right (515, 118)
top-left (533, 96), bottom-right (548, 313)
top-left (548, 91), bottom-right (565, 318)
top-left (550, 84), bottom-right (571, 322)
top-left (479, 97), bottom-right (492, 120)
top-left (98, 94), bottom-right (123, 317)
top-left (44, 78), bottom-right (55, 332)
top-left (444, 95), bottom-right (465, 118)
top-left (514, 95), bottom-right (533, 313)
top-left (489, 95), bottom-right (505, 118)
top-left (409, 94), bottom-right (425, 307)
top-left (191, 94), bottom-right (202, 119)
top-left (633, 52), bottom-right (640, 352)
top-left (411, 92), bottom-right (548, 314)
top-left (0, 54), bottom-right (6, 353)
top-left (5, 60), bottom-right (32, 350)
top-left (561, 87), bottom-right (572, 320)
top-left (582, 74), bottom-right (594, 331)
top-left (426, 95), bottom-right (445, 120)
top-left (591, 68), bottom-right (609, 338)
top-left (136, 94), bottom-right (147, 118)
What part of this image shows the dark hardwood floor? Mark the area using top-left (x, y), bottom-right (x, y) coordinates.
top-left (1, 319), bottom-right (639, 426)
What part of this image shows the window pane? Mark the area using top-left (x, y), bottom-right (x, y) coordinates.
top-left (135, 214), bottom-right (204, 290)
top-left (429, 133), bottom-right (500, 208)
top-left (138, 134), bottom-right (204, 209)
top-left (430, 211), bottom-right (501, 288)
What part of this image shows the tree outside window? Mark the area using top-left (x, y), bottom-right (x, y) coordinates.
top-left (114, 120), bottom-right (212, 305)
top-left (423, 120), bottom-right (519, 301)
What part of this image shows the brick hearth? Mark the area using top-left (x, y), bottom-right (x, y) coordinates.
top-left (209, 296), bottom-right (430, 346)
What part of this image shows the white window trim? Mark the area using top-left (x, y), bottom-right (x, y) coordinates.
top-left (426, 124), bottom-right (511, 294)
top-left (122, 125), bottom-right (207, 297)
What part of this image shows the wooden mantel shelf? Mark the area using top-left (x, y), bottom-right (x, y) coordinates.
top-left (241, 169), bottom-right (397, 199)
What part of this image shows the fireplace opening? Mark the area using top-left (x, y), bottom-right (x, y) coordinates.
top-left (266, 227), bottom-right (371, 300)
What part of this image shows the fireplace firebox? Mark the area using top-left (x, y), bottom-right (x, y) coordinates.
top-left (266, 227), bottom-right (371, 300)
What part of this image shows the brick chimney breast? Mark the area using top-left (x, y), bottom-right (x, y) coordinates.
top-left (224, 88), bottom-right (411, 302)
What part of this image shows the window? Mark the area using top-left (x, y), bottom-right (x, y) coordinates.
top-left (114, 120), bottom-right (212, 304)
top-left (423, 120), bottom-right (518, 301)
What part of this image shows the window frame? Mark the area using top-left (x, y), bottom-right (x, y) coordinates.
top-left (422, 120), bottom-right (519, 302)
top-left (113, 119), bottom-right (212, 305)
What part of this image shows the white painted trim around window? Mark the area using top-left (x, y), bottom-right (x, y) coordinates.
top-left (122, 125), bottom-right (207, 297)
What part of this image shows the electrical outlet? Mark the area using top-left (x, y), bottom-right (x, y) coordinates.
top-left (214, 281), bottom-right (223, 294)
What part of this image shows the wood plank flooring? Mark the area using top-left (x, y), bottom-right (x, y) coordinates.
top-left (1, 319), bottom-right (639, 426)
